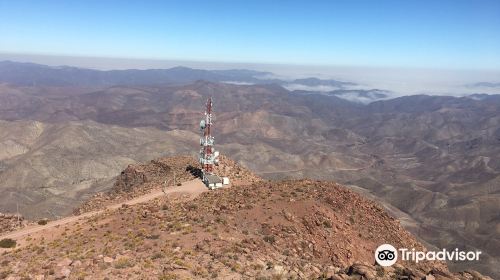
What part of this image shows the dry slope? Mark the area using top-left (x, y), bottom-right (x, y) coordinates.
top-left (74, 155), bottom-right (261, 214)
top-left (0, 120), bottom-right (198, 219)
top-left (0, 157), bottom-right (491, 279)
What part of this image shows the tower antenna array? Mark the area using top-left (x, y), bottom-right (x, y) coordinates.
top-left (199, 97), bottom-right (221, 189)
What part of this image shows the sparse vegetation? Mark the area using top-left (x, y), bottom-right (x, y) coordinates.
top-left (147, 234), bottom-right (160, 240)
top-left (322, 220), bottom-right (332, 228)
top-left (0, 238), bottom-right (16, 248)
top-left (349, 215), bottom-right (355, 224)
top-left (0, 159), bottom-right (488, 279)
top-left (151, 252), bottom-right (163, 260)
top-left (376, 266), bottom-right (385, 277)
top-left (159, 273), bottom-right (179, 280)
top-left (114, 257), bottom-right (132, 269)
top-left (0, 270), bottom-right (13, 279)
top-left (263, 235), bottom-right (276, 244)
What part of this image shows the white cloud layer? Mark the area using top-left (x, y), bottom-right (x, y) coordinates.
top-left (1, 53), bottom-right (499, 97)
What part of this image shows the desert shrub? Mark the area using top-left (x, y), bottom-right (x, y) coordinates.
top-left (252, 263), bottom-right (264, 270)
top-left (186, 204), bottom-right (197, 210)
top-left (151, 252), bottom-right (163, 259)
top-left (266, 261), bottom-right (274, 268)
top-left (37, 219), bottom-right (48, 225)
top-left (271, 274), bottom-right (283, 280)
top-left (263, 235), bottom-right (276, 244)
top-left (0, 270), bottom-right (13, 279)
top-left (215, 217), bottom-right (227, 225)
top-left (317, 274), bottom-right (330, 280)
top-left (147, 234), bottom-right (160, 240)
top-left (159, 273), bottom-right (179, 280)
top-left (394, 266), bottom-right (405, 276)
top-left (230, 263), bottom-right (241, 272)
top-left (376, 266), bottom-right (385, 277)
top-left (114, 257), bottom-right (132, 269)
top-left (0, 238), bottom-right (16, 248)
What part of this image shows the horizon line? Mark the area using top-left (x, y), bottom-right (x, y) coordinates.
top-left (2, 51), bottom-right (499, 73)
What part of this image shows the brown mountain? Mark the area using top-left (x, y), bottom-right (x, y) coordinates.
top-left (0, 119), bottom-right (198, 219)
top-left (0, 157), bottom-right (492, 279)
top-left (0, 69), bottom-right (499, 277)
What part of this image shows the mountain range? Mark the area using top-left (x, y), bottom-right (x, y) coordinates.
top-left (0, 61), bottom-right (499, 278)
top-left (0, 60), bottom-right (391, 104)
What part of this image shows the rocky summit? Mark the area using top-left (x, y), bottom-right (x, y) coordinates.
top-left (0, 157), bottom-right (492, 279)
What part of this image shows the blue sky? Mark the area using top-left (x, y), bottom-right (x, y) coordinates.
top-left (0, 0), bottom-right (499, 70)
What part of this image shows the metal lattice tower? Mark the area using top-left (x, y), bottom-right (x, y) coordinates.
top-left (199, 97), bottom-right (219, 177)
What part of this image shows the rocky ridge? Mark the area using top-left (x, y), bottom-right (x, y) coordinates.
top-left (74, 155), bottom-right (261, 214)
top-left (0, 213), bottom-right (29, 235)
top-left (0, 157), bottom-right (492, 279)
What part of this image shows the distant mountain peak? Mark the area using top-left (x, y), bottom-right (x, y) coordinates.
top-left (467, 82), bottom-right (500, 88)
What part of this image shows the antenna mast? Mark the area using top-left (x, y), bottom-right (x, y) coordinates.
top-left (199, 97), bottom-right (221, 188)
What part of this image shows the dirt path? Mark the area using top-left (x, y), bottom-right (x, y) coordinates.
top-left (0, 179), bottom-right (207, 241)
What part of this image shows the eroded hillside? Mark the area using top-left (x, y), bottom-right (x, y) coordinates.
top-left (0, 157), bottom-right (491, 279)
top-left (0, 78), bottom-right (499, 277)
top-left (0, 120), bottom-right (198, 219)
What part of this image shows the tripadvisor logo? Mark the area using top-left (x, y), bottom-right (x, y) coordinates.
top-left (375, 244), bottom-right (398, 266)
top-left (375, 244), bottom-right (482, 267)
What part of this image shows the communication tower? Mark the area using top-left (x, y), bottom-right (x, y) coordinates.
top-left (199, 97), bottom-right (223, 189)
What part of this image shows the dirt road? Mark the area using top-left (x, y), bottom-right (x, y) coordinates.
top-left (0, 179), bottom-right (207, 242)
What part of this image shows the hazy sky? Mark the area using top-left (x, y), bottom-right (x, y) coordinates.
top-left (1, 0), bottom-right (499, 70)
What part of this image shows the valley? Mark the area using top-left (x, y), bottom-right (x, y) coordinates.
top-left (0, 62), bottom-right (499, 278)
